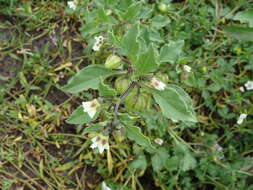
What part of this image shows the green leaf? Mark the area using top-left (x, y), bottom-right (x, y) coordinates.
top-left (234, 9), bottom-right (253, 27)
top-left (134, 44), bottom-right (158, 74)
top-left (150, 28), bottom-right (163, 43)
top-left (151, 15), bottom-right (171, 29)
top-left (181, 152), bottom-right (197, 172)
top-left (98, 80), bottom-right (117, 97)
top-left (82, 123), bottom-right (105, 134)
top-left (223, 26), bottom-right (253, 42)
top-left (61, 65), bottom-right (119, 94)
top-left (160, 40), bottom-right (184, 64)
top-left (66, 105), bottom-right (98, 125)
top-left (125, 125), bottom-right (154, 150)
top-left (174, 141), bottom-right (196, 172)
top-left (121, 2), bottom-right (141, 21)
top-left (166, 156), bottom-right (179, 171)
top-left (96, 7), bottom-right (110, 22)
top-left (129, 154), bottom-right (147, 171)
top-left (80, 22), bottom-right (103, 38)
top-left (152, 85), bottom-right (197, 122)
top-left (121, 23), bottom-right (140, 60)
top-left (151, 148), bottom-right (169, 172)
top-left (55, 161), bottom-right (76, 171)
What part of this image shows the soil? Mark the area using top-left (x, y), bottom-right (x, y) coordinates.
top-left (0, 54), bottom-right (21, 85)
top-left (0, 14), bottom-right (102, 190)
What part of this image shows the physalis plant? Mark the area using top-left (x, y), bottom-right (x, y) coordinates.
top-left (62, 0), bottom-right (197, 156)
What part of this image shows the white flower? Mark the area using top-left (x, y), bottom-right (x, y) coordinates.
top-left (239, 86), bottom-right (245, 92)
top-left (92, 36), bottom-right (105, 51)
top-left (90, 135), bottom-right (109, 154)
top-left (102, 182), bottom-right (111, 190)
top-left (67, 0), bottom-right (78, 10)
top-left (237, 113), bottom-right (247, 125)
top-left (150, 77), bottom-right (166, 91)
top-left (245, 81), bottom-right (253, 90)
top-left (82, 99), bottom-right (100, 118)
top-left (154, 138), bottom-right (164, 145)
top-left (183, 65), bottom-right (192, 72)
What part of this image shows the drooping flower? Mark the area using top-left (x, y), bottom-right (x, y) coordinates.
top-left (67, 0), bottom-right (78, 10)
top-left (102, 182), bottom-right (111, 190)
top-left (90, 135), bottom-right (109, 154)
top-left (183, 65), bottom-right (192, 72)
top-left (92, 36), bottom-right (105, 51)
top-left (245, 81), bottom-right (253, 90)
top-left (150, 77), bottom-right (166, 91)
top-left (82, 99), bottom-right (100, 118)
top-left (237, 113), bottom-right (247, 125)
top-left (154, 138), bottom-right (164, 145)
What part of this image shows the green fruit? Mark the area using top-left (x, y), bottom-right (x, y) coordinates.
top-left (157, 3), bottom-right (168, 13)
top-left (125, 88), bottom-right (138, 107)
top-left (134, 95), bottom-right (147, 110)
top-left (155, 72), bottom-right (169, 83)
top-left (114, 77), bottom-right (131, 94)
top-left (104, 55), bottom-right (122, 69)
top-left (143, 93), bottom-right (152, 109)
top-left (125, 90), bottom-right (152, 110)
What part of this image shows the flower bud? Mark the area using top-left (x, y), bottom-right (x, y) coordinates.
top-left (105, 9), bottom-right (112, 16)
top-left (104, 54), bottom-right (122, 69)
top-left (157, 3), bottom-right (168, 13)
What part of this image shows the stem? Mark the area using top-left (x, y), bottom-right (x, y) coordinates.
top-left (113, 81), bottom-right (137, 126)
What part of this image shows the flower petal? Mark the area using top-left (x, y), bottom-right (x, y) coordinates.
top-left (90, 142), bottom-right (98, 149)
top-left (237, 113), bottom-right (247, 124)
top-left (150, 77), bottom-right (166, 91)
top-left (87, 108), bottom-right (96, 118)
top-left (102, 182), bottom-right (111, 190)
top-left (245, 81), bottom-right (253, 90)
top-left (98, 144), bottom-right (106, 154)
top-left (183, 65), bottom-right (192, 72)
top-left (82, 101), bottom-right (92, 111)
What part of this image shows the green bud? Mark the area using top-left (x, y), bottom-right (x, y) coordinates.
top-left (157, 3), bottom-right (168, 13)
top-left (105, 54), bottom-right (122, 69)
top-left (105, 9), bottom-right (112, 16)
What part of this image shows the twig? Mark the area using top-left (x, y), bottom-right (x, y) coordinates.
top-left (112, 81), bottom-right (138, 127)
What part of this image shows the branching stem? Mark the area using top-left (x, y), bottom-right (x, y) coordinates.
top-left (112, 81), bottom-right (138, 127)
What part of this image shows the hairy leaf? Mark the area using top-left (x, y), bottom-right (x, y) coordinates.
top-left (224, 26), bottom-right (253, 42)
top-left (129, 154), bottom-right (147, 170)
top-left (160, 40), bottom-right (184, 64)
top-left (134, 44), bottom-right (158, 74)
top-left (125, 125), bottom-right (154, 150)
top-left (152, 85), bottom-right (197, 122)
top-left (174, 140), bottom-right (197, 171)
top-left (121, 23), bottom-right (140, 60)
top-left (61, 65), bottom-right (119, 94)
top-left (98, 80), bottom-right (117, 97)
top-left (151, 148), bottom-right (169, 172)
top-left (82, 123), bottom-right (105, 134)
top-left (234, 9), bottom-right (253, 27)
